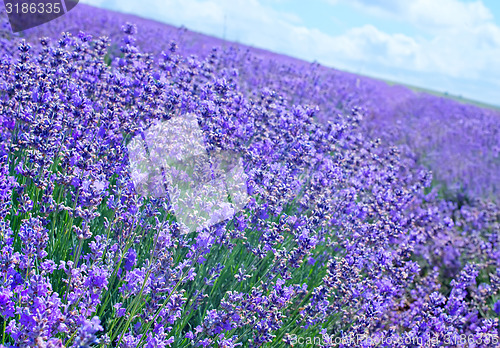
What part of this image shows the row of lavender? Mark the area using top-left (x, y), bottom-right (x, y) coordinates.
top-left (16, 4), bottom-right (499, 201)
top-left (0, 4), bottom-right (499, 348)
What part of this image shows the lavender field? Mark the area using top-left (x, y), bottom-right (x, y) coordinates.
top-left (0, 3), bottom-right (500, 347)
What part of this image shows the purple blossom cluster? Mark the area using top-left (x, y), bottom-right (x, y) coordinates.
top-left (0, 3), bottom-right (499, 348)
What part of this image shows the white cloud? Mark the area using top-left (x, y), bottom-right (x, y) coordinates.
top-left (336, 0), bottom-right (494, 32)
top-left (326, 0), bottom-right (500, 80)
top-left (409, 0), bottom-right (492, 30)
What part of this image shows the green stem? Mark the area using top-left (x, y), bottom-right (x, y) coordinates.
top-left (64, 237), bottom-right (84, 302)
top-left (135, 265), bottom-right (192, 347)
top-left (111, 217), bottom-right (164, 345)
top-left (2, 318), bottom-right (6, 344)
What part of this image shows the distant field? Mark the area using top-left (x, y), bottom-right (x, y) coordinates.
top-left (382, 78), bottom-right (500, 111)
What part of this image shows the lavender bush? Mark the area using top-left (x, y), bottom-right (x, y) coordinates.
top-left (0, 4), bottom-right (499, 348)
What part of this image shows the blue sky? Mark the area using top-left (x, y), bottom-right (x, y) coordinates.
top-left (80, 0), bottom-right (500, 106)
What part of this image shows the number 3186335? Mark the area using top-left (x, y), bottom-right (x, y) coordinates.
top-left (5, 2), bottom-right (62, 14)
